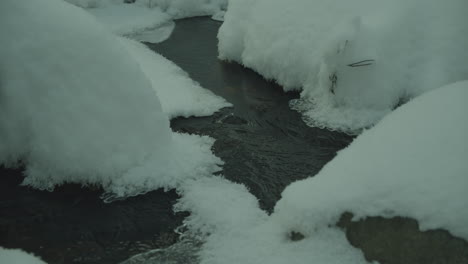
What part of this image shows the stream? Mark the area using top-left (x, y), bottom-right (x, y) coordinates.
top-left (0, 17), bottom-right (352, 264)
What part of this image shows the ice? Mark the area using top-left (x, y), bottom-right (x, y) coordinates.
top-left (0, 0), bottom-right (222, 198)
top-left (120, 37), bottom-right (231, 119)
top-left (219, 0), bottom-right (468, 133)
top-left (0, 248), bottom-right (47, 264)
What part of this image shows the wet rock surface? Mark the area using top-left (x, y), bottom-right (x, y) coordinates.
top-left (338, 213), bottom-right (468, 264)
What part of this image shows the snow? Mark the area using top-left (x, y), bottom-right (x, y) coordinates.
top-left (219, 0), bottom-right (468, 133)
top-left (87, 3), bottom-right (171, 36)
top-left (166, 81), bottom-right (468, 264)
top-left (65, 0), bottom-right (228, 42)
top-left (0, 0), bottom-right (222, 199)
top-left (274, 80), bottom-right (468, 240)
top-left (145, 0), bottom-right (228, 19)
top-left (120, 37), bottom-right (231, 119)
top-left (0, 248), bottom-right (47, 264)
top-left (173, 177), bottom-right (368, 264)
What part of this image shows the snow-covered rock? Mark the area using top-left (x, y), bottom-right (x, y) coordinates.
top-left (219, 0), bottom-right (468, 133)
top-left (0, 0), bottom-right (222, 199)
top-left (274, 80), bottom-right (468, 240)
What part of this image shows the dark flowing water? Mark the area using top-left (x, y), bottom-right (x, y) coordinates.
top-left (148, 18), bottom-right (353, 211)
top-left (0, 17), bottom-right (351, 263)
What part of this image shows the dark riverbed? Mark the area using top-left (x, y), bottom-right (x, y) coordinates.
top-left (0, 17), bottom-right (352, 263)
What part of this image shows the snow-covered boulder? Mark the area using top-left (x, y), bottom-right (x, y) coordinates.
top-left (219, 0), bottom-right (468, 133)
top-left (274, 80), bottom-right (468, 240)
top-left (0, 0), bottom-right (222, 198)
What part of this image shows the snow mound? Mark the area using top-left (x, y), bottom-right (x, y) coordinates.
top-left (121, 38), bottom-right (231, 119)
top-left (0, 248), bottom-right (47, 264)
top-left (275, 80), bottom-right (468, 240)
top-left (219, 0), bottom-right (468, 133)
top-left (0, 0), bottom-right (222, 198)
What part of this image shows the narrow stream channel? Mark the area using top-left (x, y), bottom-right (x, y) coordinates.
top-left (149, 17), bottom-right (353, 211)
top-left (0, 17), bottom-right (352, 264)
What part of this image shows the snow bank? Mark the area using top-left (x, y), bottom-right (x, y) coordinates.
top-left (274, 81), bottom-right (468, 239)
top-left (0, 248), bottom-right (47, 264)
top-left (0, 0), bottom-right (222, 198)
top-left (219, 0), bottom-right (468, 133)
top-left (165, 81), bottom-right (467, 264)
top-left (121, 38), bottom-right (231, 119)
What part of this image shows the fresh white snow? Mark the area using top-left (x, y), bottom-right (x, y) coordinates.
top-left (0, 0), bottom-right (222, 199)
top-left (0, 248), bottom-right (47, 264)
top-left (219, 0), bottom-right (468, 133)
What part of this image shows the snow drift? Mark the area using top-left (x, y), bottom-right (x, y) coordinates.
top-left (0, 0), bottom-right (222, 198)
top-left (219, 0), bottom-right (468, 133)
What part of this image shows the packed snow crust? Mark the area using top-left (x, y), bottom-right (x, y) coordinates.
top-left (219, 0), bottom-right (468, 133)
top-left (121, 38), bottom-right (231, 119)
top-left (0, 248), bottom-right (47, 264)
top-left (0, 0), bottom-right (222, 198)
top-left (166, 81), bottom-right (468, 264)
